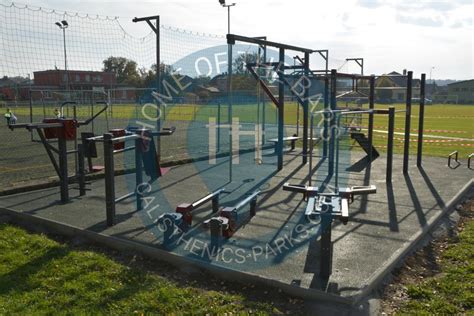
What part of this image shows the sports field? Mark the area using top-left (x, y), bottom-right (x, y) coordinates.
top-left (1, 102), bottom-right (472, 190)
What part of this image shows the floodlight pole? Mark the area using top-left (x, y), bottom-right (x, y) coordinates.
top-left (221, 2), bottom-right (236, 34)
top-left (55, 21), bottom-right (69, 91)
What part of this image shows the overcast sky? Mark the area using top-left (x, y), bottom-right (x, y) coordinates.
top-left (6, 0), bottom-right (474, 80)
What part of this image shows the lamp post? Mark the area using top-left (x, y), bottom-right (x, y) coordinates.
top-left (430, 66), bottom-right (435, 82)
top-left (219, 0), bottom-right (236, 34)
top-left (55, 20), bottom-right (69, 91)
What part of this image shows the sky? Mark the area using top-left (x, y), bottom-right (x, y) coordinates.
top-left (3, 0), bottom-right (474, 80)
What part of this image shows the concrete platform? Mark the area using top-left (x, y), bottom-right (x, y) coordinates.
top-left (0, 148), bottom-right (472, 306)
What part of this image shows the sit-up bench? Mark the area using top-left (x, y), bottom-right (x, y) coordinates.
top-left (267, 136), bottom-right (301, 153)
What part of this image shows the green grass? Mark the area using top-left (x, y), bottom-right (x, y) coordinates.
top-left (397, 219), bottom-right (474, 315)
top-left (0, 224), bottom-right (283, 314)
top-left (10, 102), bottom-right (474, 158)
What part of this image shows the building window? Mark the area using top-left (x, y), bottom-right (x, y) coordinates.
top-left (95, 75), bottom-right (102, 82)
top-left (75, 74), bottom-right (80, 82)
top-left (63, 74), bottom-right (67, 82)
top-left (85, 75), bottom-right (91, 82)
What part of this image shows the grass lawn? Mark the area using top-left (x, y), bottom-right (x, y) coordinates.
top-left (385, 200), bottom-right (474, 315)
top-left (0, 224), bottom-right (299, 314)
top-left (9, 102), bottom-right (474, 158)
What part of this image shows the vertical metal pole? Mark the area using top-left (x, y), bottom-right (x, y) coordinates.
top-left (387, 107), bottom-right (395, 182)
top-left (309, 114), bottom-right (314, 186)
top-left (403, 71), bottom-right (413, 174)
top-left (29, 90), bottom-right (33, 141)
top-left (77, 144), bottom-right (86, 196)
top-left (227, 6), bottom-right (230, 34)
top-left (227, 41), bottom-right (233, 181)
top-left (328, 69), bottom-right (337, 177)
top-left (302, 52), bottom-right (309, 165)
top-left (63, 27), bottom-right (68, 92)
top-left (73, 105), bottom-right (78, 172)
top-left (323, 77), bottom-right (329, 157)
top-left (135, 137), bottom-right (143, 211)
top-left (58, 133), bottom-right (69, 203)
top-left (217, 102), bottom-right (221, 152)
top-left (417, 74), bottom-right (426, 167)
top-left (277, 48), bottom-right (285, 171)
top-left (156, 17), bottom-right (162, 176)
top-left (262, 45), bottom-right (267, 144)
top-left (104, 133), bottom-right (115, 226)
top-left (320, 215), bottom-right (332, 279)
top-left (368, 75), bottom-right (375, 163)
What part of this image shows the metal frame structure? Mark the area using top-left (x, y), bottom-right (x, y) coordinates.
top-left (132, 15), bottom-right (168, 177)
top-left (9, 102), bottom-right (107, 203)
top-left (227, 34), bottom-right (318, 170)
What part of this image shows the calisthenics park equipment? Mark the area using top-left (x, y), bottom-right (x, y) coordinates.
top-left (9, 101), bottom-right (108, 203)
top-left (157, 189), bottom-right (260, 249)
top-left (282, 68), bottom-right (427, 278)
top-left (87, 126), bottom-right (176, 227)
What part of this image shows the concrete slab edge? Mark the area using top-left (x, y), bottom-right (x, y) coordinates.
top-left (351, 178), bottom-right (474, 305)
top-left (0, 206), bottom-right (351, 305)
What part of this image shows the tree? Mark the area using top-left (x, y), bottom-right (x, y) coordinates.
top-left (142, 62), bottom-right (175, 88)
top-left (103, 57), bottom-right (142, 86)
top-left (232, 52), bottom-right (262, 75)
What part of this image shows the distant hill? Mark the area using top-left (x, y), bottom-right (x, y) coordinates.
top-left (426, 79), bottom-right (459, 86)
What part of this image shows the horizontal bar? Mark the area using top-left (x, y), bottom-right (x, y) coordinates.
top-left (132, 15), bottom-right (159, 22)
top-left (234, 191), bottom-right (260, 211)
top-left (67, 149), bottom-right (78, 154)
top-left (311, 109), bottom-right (374, 116)
top-left (115, 191), bottom-right (135, 203)
top-left (113, 146), bottom-right (135, 155)
top-left (227, 34), bottom-right (315, 53)
top-left (112, 134), bottom-right (140, 144)
top-left (332, 72), bottom-right (372, 80)
top-left (191, 188), bottom-right (225, 209)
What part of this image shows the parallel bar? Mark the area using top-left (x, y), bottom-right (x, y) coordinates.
top-left (387, 107), bottom-right (395, 182)
top-left (113, 146), bottom-right (135, 155)
top-left (417, 73), bottom-right (426, 167)
top-left (227, 34), bottom-right (314, 53)
top-left (115, 191), bottom-right (135, 203)
top-left (234, 191), bottom-right (260, 211)
top-left (403, 71), bottom-right (413, 174)
top-left (192, 189), bottom-right (225, 209)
